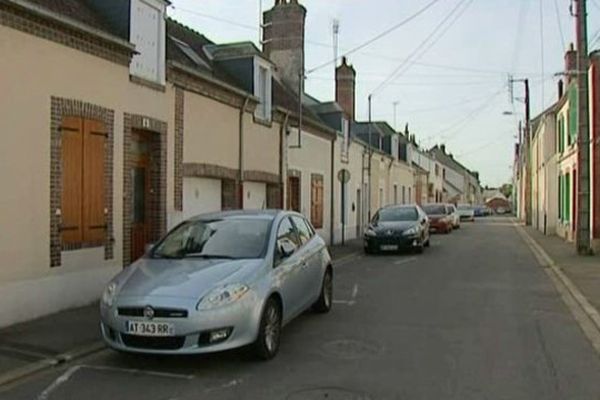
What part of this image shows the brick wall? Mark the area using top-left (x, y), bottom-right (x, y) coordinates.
top-left (50, 97), bottom-right (114, 267)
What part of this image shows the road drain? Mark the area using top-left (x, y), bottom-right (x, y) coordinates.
top-left (320, 339), bottom-right (383, 360)
top-left (286, 387), bottom-right (371, 400)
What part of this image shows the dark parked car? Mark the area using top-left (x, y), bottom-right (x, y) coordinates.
top-left (364, 205), bottom-right (430, 254)
top-left (422, 204), bottom-right (453, 234)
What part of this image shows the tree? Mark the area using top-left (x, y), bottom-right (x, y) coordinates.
top-left (500, 183), bottom-right (513, 199)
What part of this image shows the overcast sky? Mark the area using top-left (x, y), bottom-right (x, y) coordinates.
top-left (168, 0), bottom-right (600, 187)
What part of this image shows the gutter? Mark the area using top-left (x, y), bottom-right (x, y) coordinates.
top-left (239, 96), bottom-right (251, 209)
top-left (330, 138), bottom-right (335, 245)
top-left (169, 61), bottom-right (260, 103)
top-left (280, 111), bottom-right (290, 208)
top-left (4, 0), bottom-right (135, 53)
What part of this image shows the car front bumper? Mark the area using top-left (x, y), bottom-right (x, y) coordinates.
top-left (364, 234), bottom-right (421, 251)
top-left (100, 292), bottom-right (263, 355)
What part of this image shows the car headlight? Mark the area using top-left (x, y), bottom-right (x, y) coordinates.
top-left (101, 282), bottom-right (117, 307)
top-left (365, 228), bottom-right (377, 237)
top-left (197, 284), bottom-right (249, 310)
top-left (403, 226), bottom-right (419, 236)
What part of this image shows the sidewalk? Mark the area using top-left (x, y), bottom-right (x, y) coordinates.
top-left (0, 240), bottom-right (362, 386)
top-left (522, 226), bottom-right (600, 313)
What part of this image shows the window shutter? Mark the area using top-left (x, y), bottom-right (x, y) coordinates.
top-left (311, 175), bottom-right (323, 229)
top-left (82, 119), bottom-right (106, 243)
top-left (61, 117), bottom-right (84, 244)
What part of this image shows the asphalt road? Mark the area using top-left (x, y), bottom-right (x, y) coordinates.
top-left (2, 217), bottom-right (600, 400)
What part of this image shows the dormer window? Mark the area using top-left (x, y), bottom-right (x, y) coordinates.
top-left (130, 0), bottom-right (166, 85)
top-left (254, 58), bottom-right (272, 122)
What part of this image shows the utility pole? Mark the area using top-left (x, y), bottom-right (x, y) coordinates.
top-left (393, 101), bottom-right (399, 131)
top-left (367, 94), bottom-right (373, 221)
top-left (509, 77), bottom-right (531, 225)
top-left (575, 0), bottom-right (592, 254)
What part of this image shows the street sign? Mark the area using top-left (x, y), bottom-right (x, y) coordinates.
top-left (337, 169), bottom-right (351, 184)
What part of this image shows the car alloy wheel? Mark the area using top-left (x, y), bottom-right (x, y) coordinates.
top-left (253, 298), bottom-right (281, 360)
top-left (313, 270), bottom-right (333, 313)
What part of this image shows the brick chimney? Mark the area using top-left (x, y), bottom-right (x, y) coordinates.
top-left (262, 0), bottom-right (306, 94)
top-left (565, 43), bottom-right (577, 84)
top-left (335, 56), bottom-right (356, 121)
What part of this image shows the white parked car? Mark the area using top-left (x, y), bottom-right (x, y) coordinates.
top-left (446, 204), bottom-right (460, 229)
top-left (456, 204), bottom-right (475, 221)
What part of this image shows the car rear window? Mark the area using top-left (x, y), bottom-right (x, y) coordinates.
top-left (423, 205), bottom-right (446, 215)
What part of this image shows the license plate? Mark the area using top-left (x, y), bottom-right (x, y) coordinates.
top-left (380, 245), bottom-right (398, 251)
top-left (125, 321), bottom-right (174, 337)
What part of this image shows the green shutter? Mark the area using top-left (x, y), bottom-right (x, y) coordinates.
top-left (558, 175), bottom-right (562, 220)
top-left (568, 85), bottom-right (578, 143)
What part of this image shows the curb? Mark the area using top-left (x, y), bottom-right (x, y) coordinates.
top-left (513, 221), bottom-right (600, 353)
top-left (0, 341), bottom-right (105, 388)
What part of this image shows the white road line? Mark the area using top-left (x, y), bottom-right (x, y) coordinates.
top-left (205, 379), bottom-right (243, 393)
top-left (351, 284), bottom-right (359, 299)
top-left (80, 365), bottom-right (194, 380)
top-left (332, 300), bottom-right (355, 306)
top-left (394, 257), bottom-right (417, 266)
top-left (37, 366), bottom-right (81, 400)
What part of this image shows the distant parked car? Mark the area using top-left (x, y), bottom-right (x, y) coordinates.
top-left (446, 204), bottom-right (461, 229)
top-left (457, 204), bottom-right (475, 221)
top-left (473, 205), bottom-right (486, 217)
top-left (100, 210), bottom-right (333, 360)
top-left (364, 204), bottom-right (430, 254)
top-left (422, 204), bottom-right (453, 234)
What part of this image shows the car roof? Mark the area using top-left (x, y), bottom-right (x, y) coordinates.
top-left (381, 204), bottom-right (418, 209)
top-left (188, 209), bottom-right (284, 221)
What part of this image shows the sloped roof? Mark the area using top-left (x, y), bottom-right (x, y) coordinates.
top-left (430, 145), bottom-right (479, 181)
top-left (26, 0), bottom-right (112, 32)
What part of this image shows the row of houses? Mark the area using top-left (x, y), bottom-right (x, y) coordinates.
top-left (0, 0), bottom-right (482, 327)
top-left (514, 44), bottom-right (600, 251)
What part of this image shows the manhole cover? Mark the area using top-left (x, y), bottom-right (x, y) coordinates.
top-left (287, 387), bottom-right (371, 400)
top-left (320, 339), bottom-right (383, 360)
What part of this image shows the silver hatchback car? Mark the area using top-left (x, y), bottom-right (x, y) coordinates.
top-left (100, 210), bottom-right (333, 360)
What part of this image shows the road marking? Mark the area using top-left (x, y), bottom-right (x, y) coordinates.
top-left (351, 284), bottom-right (359, 299)
top-left (332, 300), bottom-right (355, 306)
top-left (37, 366), bottom-right (81, 400)
top-left (81, 365), bottom-right (194, 380)
top-left (205, 378), bottom-right (243, 393)
top-left (394, 257), bottom-right (417, 265)
top-left (514, 222), bottom-right (600, 355)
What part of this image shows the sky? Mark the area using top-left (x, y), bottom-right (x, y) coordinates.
top-left (168, 0), bottom-right (600, 188)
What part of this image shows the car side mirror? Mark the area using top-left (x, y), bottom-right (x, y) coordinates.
top-left (278, 240), bottom-right (296, 260)
top-left (421, 218), bottom-right (427, 225)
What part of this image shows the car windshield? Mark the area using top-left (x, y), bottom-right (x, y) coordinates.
top-left (152, 218), bottom-right (272, 260)
top-left (423, 205), bottom-right (446, 215)
top-left (375, 207), bottom-right (418, 222)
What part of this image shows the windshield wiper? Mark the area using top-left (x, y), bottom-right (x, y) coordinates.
top-left (183, 253), bottom-right (239, 259)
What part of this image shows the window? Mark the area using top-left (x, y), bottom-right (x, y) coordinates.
top-left (565, 172), bottom-right (571, 222)
top-left (310, 174), bottom-right (324, 229)
top-left (291, 216), bottom-right (313, 245)
top-left (60, 117), bottom-right (106, 246)
top-left (275, 217), bottom-right (301, 262)
top-left (341, 118), bottom-right (350, 159)
top-left (393, 185), bottom-right (398, 204)
top-left (557, 116), bottom-right (565, 153)
top-left (130, 0), bottom-right (165, 84)
top-left (402, 186), bottom-right (406, 204)
top-left (435, 164), bottom-right (440, 176)
top-left (254, 60), bottom-right (272, 121)
top-left (558, 174), bottom-right (562, 220)
top-left (287, 176), bottom-right (301, 212)
top-left (379, 188), bottom-right (384, 208)
top-left (408, 187), bottom-right (412, 203)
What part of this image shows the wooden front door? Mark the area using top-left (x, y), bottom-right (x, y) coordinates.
top-left (131, 131), bottom-right (152, 262)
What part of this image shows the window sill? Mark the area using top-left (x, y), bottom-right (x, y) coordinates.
top-left (253, 115), bottom-right (273, 128)
top-left (62, 241), bottom-right (105, 252)
top-left (130, 75), bottom-right (166, 92)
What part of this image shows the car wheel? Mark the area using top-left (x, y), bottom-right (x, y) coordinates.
top-left (364, 245), bottom-right (376, 255)
top-left (313, 269), bottom-right (333, 313)
top-left (424, 237), bottom-right (431, 247)
top-left (415, 243), bottom-right (424, 254)
top-left (253, 297), bottom-right (282, 361)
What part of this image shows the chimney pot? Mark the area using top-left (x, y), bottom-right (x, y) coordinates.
top-left (558, 79), bottom-right (564, 99)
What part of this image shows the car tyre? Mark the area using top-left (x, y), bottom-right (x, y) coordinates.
top-left (313, 269), bottom-right (333, 313)
top-left (252, 297), bottom-right (282, 361)
top-left (424, 237), bottom-right (431, 247)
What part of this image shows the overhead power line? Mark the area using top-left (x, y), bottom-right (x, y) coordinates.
top-left (306, 0), bottom-right (443, 74)
top-left (372, 0), bottom-right (473, 95)
top-left (553, 0), bottom-right (566, 50)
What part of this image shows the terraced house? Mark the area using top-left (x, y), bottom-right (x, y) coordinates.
top-left (0, 0), bottom-right (422, 327)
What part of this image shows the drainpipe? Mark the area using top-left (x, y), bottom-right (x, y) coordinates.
top-left (330, 137), bottom-right (335, 245)
top-left (239, 96), bottom-right (250, 209)
top-left (280, 111), bottom-right (290, 208)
